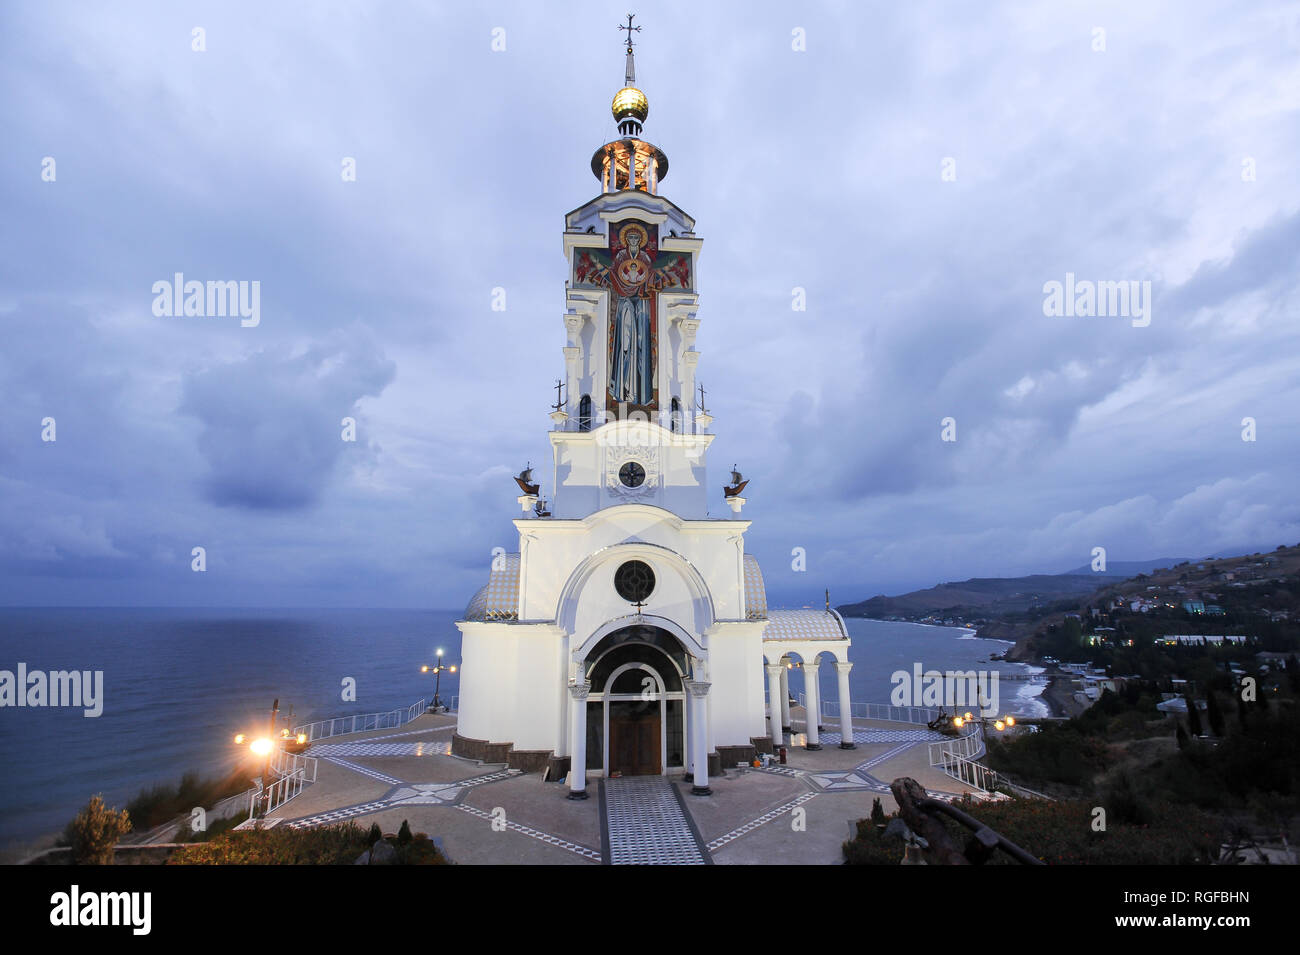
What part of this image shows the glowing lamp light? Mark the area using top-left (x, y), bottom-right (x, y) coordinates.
top-left (449, 665), bottom-right (458, 673)
top-left (953, 717), bottom-right (964, 728)
top-left (964, 712), bottom-right (974, 722)
top-left (1005, 715), bottom-right (1016, 727)
top-left (233, 734), bottom-right (246, 745)
top-left (250, 738), bottom-right (273, 757)
top-left (421, 665), bottom-right (430, 673)
top-left (994, 720), bottom-right (1005, 731)
top-left (296, 733), bottom-right (307, 745)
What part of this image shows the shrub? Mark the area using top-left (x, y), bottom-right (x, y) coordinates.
top-left (67, 796), bottom-right (132, 865)
top-left (843, 796), bottom-right (1221, 865)
top-left (168, 822), bottom-right (450, 865)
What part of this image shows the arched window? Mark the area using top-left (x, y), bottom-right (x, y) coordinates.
top-left (578, 394), bottom-right (592, 432)
top-left (670, 396), bottom-right (681, 433)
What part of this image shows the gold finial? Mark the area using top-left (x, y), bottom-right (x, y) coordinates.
top-left (612, 14), bottom-right (648, 125)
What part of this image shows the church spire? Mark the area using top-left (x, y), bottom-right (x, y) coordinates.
top-left (612, 14), bottom-right (648, 137)
top-left (621, 13), bottom-right (640, 85)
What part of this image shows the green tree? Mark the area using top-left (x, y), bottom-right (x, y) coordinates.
top-left (366, 822), bottom-right (383, 845)
top-left (1185, 693), bottom-right (1204, 737)
top-left (870, 798), bottom-right (886, 827)
top-left (67, 795), bottom-right (132, 865)
top-left (1205, 691), bottom-right (1225, 737)
top-left (397, 820), bottom-right (413, 846)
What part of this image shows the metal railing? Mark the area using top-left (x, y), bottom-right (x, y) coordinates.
top-left (292, 698), bottom-right (428, 743)
top-left (271, 748), bottom-right (318, 783)
top-left (252, 768), bottom-right (306, 817)
top-left (928, 722), bottom-right (1000, 793)
top-left (797, 696), bottom-right (943, 726)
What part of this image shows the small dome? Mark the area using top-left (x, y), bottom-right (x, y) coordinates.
top-left (612, 86), bottom-right (649, 123)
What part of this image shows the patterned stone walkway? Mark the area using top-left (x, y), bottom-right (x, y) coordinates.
top-left (601, 777), bottom-right (711, 865)
top-left (706, 791), bottom-right (819, 852)
top-left (280, 758), bottom-right (605, 862)
top-left (756, 738), bottom-right (968, 799)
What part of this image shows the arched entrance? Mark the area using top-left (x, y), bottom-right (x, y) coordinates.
top-left (583, 625), bottom-right (688, 776)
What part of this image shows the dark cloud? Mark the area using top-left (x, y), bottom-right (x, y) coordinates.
top-left (179, 330), bottom-right (395, 510)
top-left (1, 2), bottom-right (1297, 607)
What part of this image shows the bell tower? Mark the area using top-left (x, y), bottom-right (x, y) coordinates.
top-left (546, 18), bottom-right (713, 520)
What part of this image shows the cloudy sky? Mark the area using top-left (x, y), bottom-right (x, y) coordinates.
top-left (2, 1), bottom-right (1298, 609)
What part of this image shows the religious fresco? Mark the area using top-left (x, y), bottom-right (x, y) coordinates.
top-left (572, 220), bottom-right (691, 416)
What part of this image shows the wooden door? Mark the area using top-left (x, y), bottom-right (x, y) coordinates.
top-left (609, 706), bottom-right (662, 776)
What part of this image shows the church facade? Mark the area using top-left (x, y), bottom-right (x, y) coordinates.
top-left (453, 31), bottom-right (857, 797)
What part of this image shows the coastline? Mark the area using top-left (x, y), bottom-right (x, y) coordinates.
top-left (1039, 672), bottom-right (1087, 719)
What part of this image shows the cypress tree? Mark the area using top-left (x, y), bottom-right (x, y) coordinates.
top-left (1205, 691), bottom-right (1225, 737)
top-left (1176, 723), bottom-right (1189, 750)
top-left (1185, 693), bottom-right (1203, 736)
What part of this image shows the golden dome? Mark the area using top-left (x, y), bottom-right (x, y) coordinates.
top-left (612, 86), bottom-right (649, 123)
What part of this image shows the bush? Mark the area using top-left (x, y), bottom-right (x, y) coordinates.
top-left (66, 796), bottom-right (132, 865)
top-left (984, 724), bottom-right (1109, 788)
top-left (124, 767), bottom-right (251, 832)
top-left (167, 822), bottom-right (450, 865)
top-left (843, 796), bottom-right (1222, 865)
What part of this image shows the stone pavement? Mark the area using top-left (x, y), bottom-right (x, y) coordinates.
top-left (263, 712), bottom-right (980, 864)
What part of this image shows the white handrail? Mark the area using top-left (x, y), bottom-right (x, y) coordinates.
top-left (271, 748), bottom-right (318, 783)
top-left (292, 698), bottom-right (428, 743)
top-left (796, 695), bottom-right (945, 726)
top-left (252, 768), bottom-right (307, 817)
top-left (928, 722), bottom-right (1000, 793)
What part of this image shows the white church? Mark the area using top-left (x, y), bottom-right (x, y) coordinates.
top-left (453, 28), bottom-right (857, 798)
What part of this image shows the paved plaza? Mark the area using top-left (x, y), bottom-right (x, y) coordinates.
top-left (264, 712), bottom-right (978, 864)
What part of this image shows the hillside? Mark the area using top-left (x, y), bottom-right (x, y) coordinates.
top-left (837, 573), bottom-right (1110, 620)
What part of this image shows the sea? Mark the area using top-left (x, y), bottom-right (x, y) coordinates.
top-left (0, 608), bottom-right (1045, 850)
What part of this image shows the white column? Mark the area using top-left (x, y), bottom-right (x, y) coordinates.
top-left (686, 679), bottom-right (712, 795)
top-left (779, 659), bottom-right (791, 730)
top-left (567, 681), bottom-right (591, 799)
top-left (835, 661), bottom-right (856, 749)
top-left (803, 662), bottom-right (822, 750)
top-left (765, 664), bottom-right (784, 746)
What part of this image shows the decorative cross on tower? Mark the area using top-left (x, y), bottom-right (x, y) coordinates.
top-left (618, 13), bottom-right (641, 51)
top-left (697, 381), bottom-right (708, 415)
top-left (551, 378), bottom-right (566, 411)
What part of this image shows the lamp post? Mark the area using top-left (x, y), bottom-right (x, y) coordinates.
top-left (233, 698), bottom-right (281, 818)
top-left (421, 649), bottom-right (458, 712)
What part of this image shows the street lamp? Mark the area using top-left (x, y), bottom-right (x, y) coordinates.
top-left (952, 710), bottom-right (1016, 732)
top-left (421, 648), bottom-right (458, 712)
top-left (233, 698), bottom-right (283, 817)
